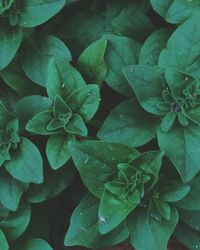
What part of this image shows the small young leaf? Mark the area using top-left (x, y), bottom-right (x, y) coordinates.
top-left (25, 111), bottom-right (55, 135)
top-left (161, 184), bottom-right (190, 202)
top-left (66, 84), bottom-right (100, 122)
top-left (64, 114), bottom-right (88, 137)
top-left (99, 189), bottom-right (140, 234)
top-left (46, 133), bottom-right (73, 170)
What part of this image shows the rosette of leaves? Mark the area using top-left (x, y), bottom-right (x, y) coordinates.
top-left (99, 15), bottom-right (200, 183)
top-left (0, 0), bottom-right (73, 71)
top-left (66, 140), bottom-right (164, 235)
top-left (65, 140), bottom-right (193, 250)
top-left (25, 59), bottom-right (100, 170)
top-left (0, 100), bottom-right (43, 212)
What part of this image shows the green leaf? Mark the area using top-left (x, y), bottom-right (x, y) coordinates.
top-left (139, 28), bottom-right (172, 66)
top-left (159, 14), bottom-right (200, 73)
top-left (15, 96), bottom-right (53, 129)
top-left (53, 95), bottom-right (72, 117)
top-left (21, 35), bottom-right (71, 87)
top-left (0, 58), bottom-right (42, 97)
top-left (5, 137), bottom-right (43, 184)
top-left (18, 0), bottom-right (65, 27)
top-left (64, 194), bottom-right (129, 248)
top-left (68, 140), bottom-right (139, 198)
top-left (99, 189), bottom-right (140, 234)
top-left (127, 206), bottom-right (178, 250)
top-left (0, 171), bottom-right (28, 211)
top-left (77, 38), bottom-right (107, 87)
top-left (57, 12), bottom-right (106, 58)
top-left (66, 84), bottom-right (100, 122)
top-left (0, 102), bottom-right (14, 129)
top-left (111, 5), bottom-right (155, 42)
top-left (0, 25), bottom-right (22, 70)
top-left (104, 34), bottom-right (141, 97)
top-left (106, 0), bottom-right (151, 32)
top-left (46, 133), bottom-right (73, 170)
top-left (123, 65), bottom-right (164, 115)
top-left (21, 239), bottom-right (53, 250)
top-left (175, 177), bottom-right (200, 210)
top-left (0, 230), bottom-right (9, 250)
top-left (153, 199), bottom-right (171, 220)
top-left (47, 58), bottom-right (85, 99)
top-left (0, 202), bottom-right (31, 241)
top-left (26, 163), bottom-right (74, 203)
top-left (98, 99), bottom-right (160, 147)
top-left (25, 111), bottom-right (55, 135)
top-left (130, 151), bottom-right (164, 190)
top-left (161, 184), bottom-right (190, 202)
top-left (179, 209), bottom-right (200, 232)
top-left (160, 112), bottom-right (176, 132)
top-left (151, 0), bottom-right (200, 24)
top-left (175, 222), bottom-right (200, 250)
top-left (158, 125), bottom-right (200, 182)
top-left (64, 114), bottom-right (88, 137)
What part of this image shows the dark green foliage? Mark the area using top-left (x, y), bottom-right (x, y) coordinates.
top-left (0, 1), bottom-right (200, 249)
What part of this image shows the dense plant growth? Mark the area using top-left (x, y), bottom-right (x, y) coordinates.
top-left (0, 0), bottom-right (200, 249)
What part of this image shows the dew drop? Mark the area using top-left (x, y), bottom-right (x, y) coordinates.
top-left (84, 158), bottom-right (89, 164)
top-left (62, 83), bottom-right (65, 88)
top-left (99, 216), bottom-right (108, 226)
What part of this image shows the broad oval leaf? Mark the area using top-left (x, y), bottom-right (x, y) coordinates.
top-left (98, 99), bottom-right (160, 147)
top-left (0, 26), bottom-right (22, 70)
top-left (139, 28), bottom-right (172, 66)
top-left (64, 193), bottom-right (130, 248)
top-left (18, 0), bottom-right (65, 28)
top-left (104, 34), bottom-right (141, 97)
top-left (26, 163), bottom-right (74, 203)
top-left (123, 65), bottom-right (164, 115)
top-left (158, 125), bottom-right (200, 183)
top-left (0, 171), bottom-right (28, 211)
top-left (127, 206), bottom-right (178, 250)
top-left (21, 35), bottom-right (71, 87)
top-left (0, 202), bottom-right (31, 241)
top-left (159, 14), bottom-right (200, 74)
top-left (5, 137), bottom-right (43, 184)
